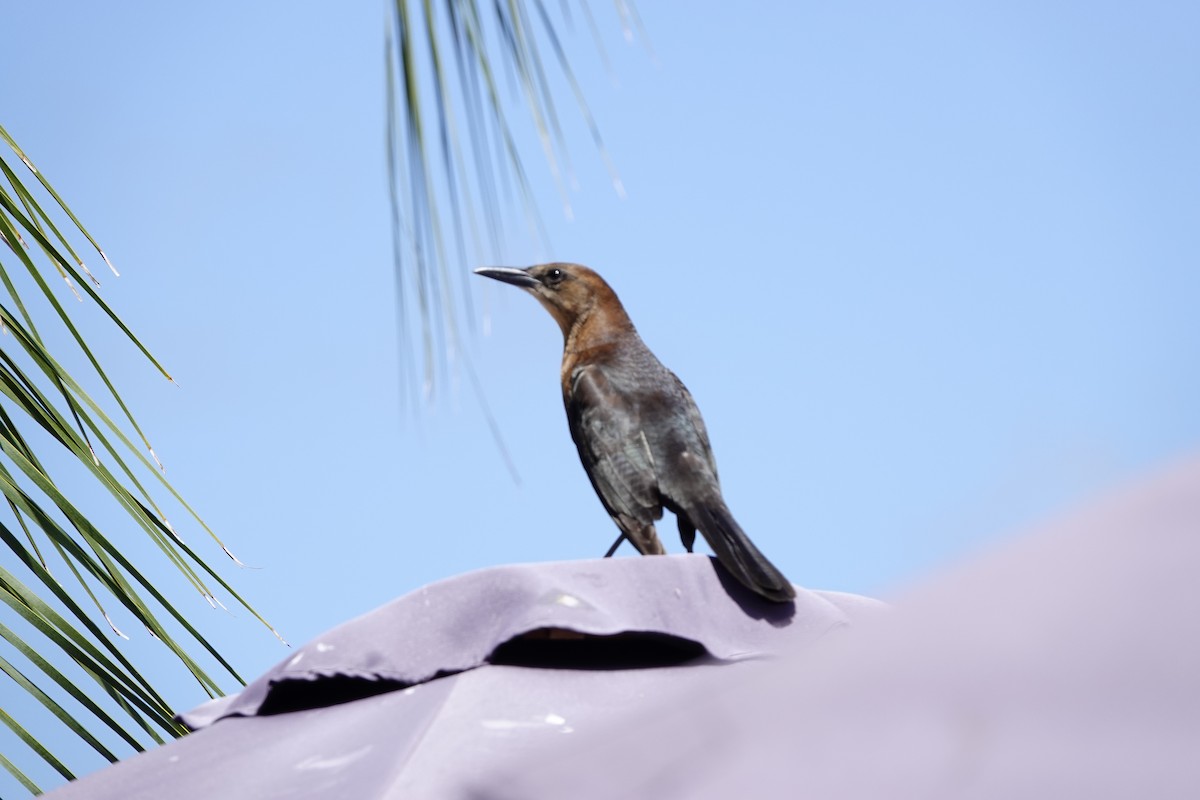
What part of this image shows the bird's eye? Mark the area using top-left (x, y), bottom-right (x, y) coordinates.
top-left (544, 268), bottom-right (565, 286)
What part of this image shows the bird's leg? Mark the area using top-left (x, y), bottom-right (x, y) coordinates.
top-left (603, 533), bottom-right (625, 558)
top-left (678, 516), bottom-right (697, 553)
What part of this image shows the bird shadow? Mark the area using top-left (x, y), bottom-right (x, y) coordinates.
top-left (707, 557), bottom-right (796, 627)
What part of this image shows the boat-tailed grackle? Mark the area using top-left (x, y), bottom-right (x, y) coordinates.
top-left (475, 262), bottom-right (796, 602)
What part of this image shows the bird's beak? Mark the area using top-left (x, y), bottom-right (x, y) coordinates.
top-left (474, 266), bottom-right (539, 289)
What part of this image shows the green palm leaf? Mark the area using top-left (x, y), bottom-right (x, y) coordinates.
top-left (385, 0), bottom-right (633, 405)
top-left (0, 125), bottom-right (276, 795)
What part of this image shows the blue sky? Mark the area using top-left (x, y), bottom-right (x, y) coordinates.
top-left (3, 0), bottom-right (1199, 792)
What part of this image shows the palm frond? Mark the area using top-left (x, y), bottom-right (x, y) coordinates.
top-left (0, 125), bottom-right (277, 795)
top-left (385, 0), bottom-right (638, 406)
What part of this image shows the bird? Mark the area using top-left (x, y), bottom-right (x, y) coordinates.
top-left (474, 262), bottom-right (796, 602)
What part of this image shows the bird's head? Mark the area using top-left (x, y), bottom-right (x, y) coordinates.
top-left (474, 262), bottom-right (627, 340)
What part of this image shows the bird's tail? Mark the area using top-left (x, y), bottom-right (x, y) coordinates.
top-left (688, 501), bottom-right (796, 602)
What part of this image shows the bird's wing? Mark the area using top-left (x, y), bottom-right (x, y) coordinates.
top-left (669, 372), bottom-right (720, 483)
top-left (566, 365), bottom-right (662, 525)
